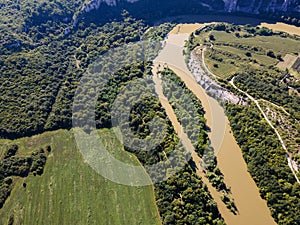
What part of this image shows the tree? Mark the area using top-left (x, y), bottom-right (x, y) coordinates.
top-left (209, 34), bottom-right (215, 41)
top-left (267, 50), bottom-right (276, 58)
top-left (245, 52), bottom-right (252, 57)
top-left (164, 213), bottom-right (175, 224)
top-left (277, 54), bottom-right (283, 61)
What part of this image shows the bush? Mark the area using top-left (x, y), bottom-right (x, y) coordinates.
top-left (245, 52), bottom-right (252, 57)
top-left (209, 34), bottom-right (215, 41)
top-left (3, 145), bottom-right (18, 159)
top-left (0, 145), bottom-right (50, 208)
top-left (277, 54), bottom-right (283, 61)
top-left (267, 50), bottom-right (276, 58)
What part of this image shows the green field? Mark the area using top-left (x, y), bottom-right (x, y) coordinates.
top-left (194, 27), bottom-right (300, 78)
top-left (210, 31), bottom-right (300, 55)
top-left (0, 129), bottom-right (161, 225)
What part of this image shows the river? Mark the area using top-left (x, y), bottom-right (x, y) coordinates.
top-left (153, 24), bottom-right (276, 225)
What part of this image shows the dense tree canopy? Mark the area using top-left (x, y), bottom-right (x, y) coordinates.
top-left (226, 103), bottom-right (300, 225)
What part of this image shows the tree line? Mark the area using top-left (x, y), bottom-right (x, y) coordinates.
top-left (0, 144), bottom-right (50, 208)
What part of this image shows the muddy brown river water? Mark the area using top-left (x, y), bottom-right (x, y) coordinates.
top-left (153, 24), bottom-right (277, 225)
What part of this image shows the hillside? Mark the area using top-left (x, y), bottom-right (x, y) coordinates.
top-left (1, 1), bottom-right (300, 225)
top-left (0, 17), bottom-right (228, 224)
top-left (0, 129), bottom-right (161, 225)
top-left (0, 0), bottom-right (299, 41)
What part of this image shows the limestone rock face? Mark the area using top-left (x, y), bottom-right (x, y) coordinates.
top-left (81, 0), bottom-right (299, 15)
top-left (72, 0), bottom-right (299, 27)
top-left (223, 0), bottom-right (299, 14)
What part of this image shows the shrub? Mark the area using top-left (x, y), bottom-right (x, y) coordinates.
top-left (267, 50), bottom-right (276, 58)
top-left (245, 52), bottom-right (252, 57)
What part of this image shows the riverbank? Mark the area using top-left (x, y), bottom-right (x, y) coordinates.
top-left (186, 20), bottom-right (300, 224)
top-left (154, 24), bottom-right (276, 225)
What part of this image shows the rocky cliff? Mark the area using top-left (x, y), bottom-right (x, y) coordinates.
top-left (72, 0), bottom-right (299, 27)
top-left (79, 0), bottom-right (299, 14)
top-left (223, 0), bottom-right (299, 13)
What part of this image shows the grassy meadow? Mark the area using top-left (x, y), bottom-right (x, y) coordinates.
top-left (195, 28), bottom-right (300, 78)
top-left (0, 129), bottom-right (160, 225)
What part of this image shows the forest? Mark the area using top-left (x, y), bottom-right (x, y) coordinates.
top-left (0, 12), bottom-right (144, 139)
top-left (226, 103), bottom-right (300, 224)
top-left (0, 9), bottom-right (178, 140)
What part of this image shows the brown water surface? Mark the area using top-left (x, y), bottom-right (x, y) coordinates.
top-left (154, 24), bottom-right (276, 225)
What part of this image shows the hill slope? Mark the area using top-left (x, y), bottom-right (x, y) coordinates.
top-left (0, 129), bottom-right (161, 225)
